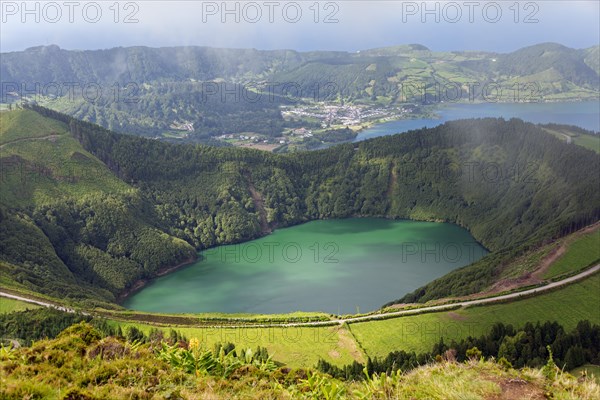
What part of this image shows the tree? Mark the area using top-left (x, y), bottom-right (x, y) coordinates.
top-left (564, 346), bottom-right (585, 370)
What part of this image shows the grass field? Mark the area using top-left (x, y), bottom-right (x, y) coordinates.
top-left (571, 364), bottom-right (600, 384)
top-left (107, 321), bottom-right (362, 368)
top-left (104, 309), bottom-right (331, 323)
top-left (542, 126), bottom-right (600, 154)
top-left (544, 229), bottom-right (600, 279)
top-left (0, 109), bottom-right (68, 145)
top-left (0, 297), bottom-right (41, 313)
top-left (0, 115), bottom-right (132, 207)
top-left (574, 134), bottom-right (600, 153)
top-left (350, 273), bottom-right (600, 358)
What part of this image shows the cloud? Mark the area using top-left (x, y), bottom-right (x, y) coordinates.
top-left (1, 1), bottom-right (598, 53)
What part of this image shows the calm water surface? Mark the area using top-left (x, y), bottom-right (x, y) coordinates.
top-left (355, 100), bottom-right (600, 142)
top-left (123, 219), bottom-right (488, 314)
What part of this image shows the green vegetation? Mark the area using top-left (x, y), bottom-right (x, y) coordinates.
top-left (572, 364), bottom-right (600, 384)
top-left (3, 269), bottom-right (598, 368)
top-left (544, 229), bottom-right (600, 279)
top-left (1, 321), bottom-right (599, 399)
top-left (574, 133), bottom-right (600, 153)
top-left (0, 297), bottom-right (40, 313)
top-left (322, 320), bottom-right (600, 380)
top-left (119, 323), bottom-right (358, 368)
top-left (1, 105), bottom-right (599, 308)
top-left (0, 109), bottom-right (196, 305)
top-left (2, 43), bottom-right (598, 142)
top-left (353, 273), bottom-right (600, 357)
top-left (1, 42), bottom-right (599, 398)
top-left (0, 110), bottom-right (132, 208)
top-left (0, 308), bottom-right (95, 345)
top-left (541, 123), bottom-right (600, 153)
top-left (0, 108), bottom-right (68, 145)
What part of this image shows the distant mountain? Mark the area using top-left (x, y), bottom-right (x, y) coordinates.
top-left (460, 43), bottom-right (599, 86)
top-left (3, 42), bottom-right (596, 89)
top-left (1, 43), bottom-right (598, 140)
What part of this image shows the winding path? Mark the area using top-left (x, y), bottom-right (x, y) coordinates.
top-left (1, 264), bottom-right (598, 328)
top-left (0, 134), bottom-right (62, 150)
top-left (0, 292), bottom-right (78, 314)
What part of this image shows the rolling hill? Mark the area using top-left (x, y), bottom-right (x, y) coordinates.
top-left (1, 43), bottom-right (598, 140)
top-left (0, 105), bottom-right (598, 308)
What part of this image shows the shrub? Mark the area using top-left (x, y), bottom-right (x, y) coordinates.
top-left (466, 347), bottom-right (483, 361)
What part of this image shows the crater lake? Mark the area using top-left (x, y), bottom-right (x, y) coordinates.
top-left (123, 218), bottom-right (488, 314)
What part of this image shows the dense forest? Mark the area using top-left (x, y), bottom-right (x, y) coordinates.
top-left (1, 105), bottom-right (598, 307)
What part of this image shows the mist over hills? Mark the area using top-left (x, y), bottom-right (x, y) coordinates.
top-left (2, 42), bottom-right (598, 85)
top-left (2, 42), bottom-right (598, 140)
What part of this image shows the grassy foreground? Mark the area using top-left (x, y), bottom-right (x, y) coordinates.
top-left (1, 322), bottom-right (598, 399)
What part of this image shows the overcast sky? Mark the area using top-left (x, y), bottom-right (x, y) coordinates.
top-left (1, 1), bottom-right (599, 53)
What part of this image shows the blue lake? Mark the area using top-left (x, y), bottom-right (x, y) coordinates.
top-left (355, 100), bottom-right (600, 142)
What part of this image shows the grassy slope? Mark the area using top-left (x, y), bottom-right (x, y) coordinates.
top-left (574, 133), bottom-right (600, 153)
top-left (544, 229), bottom-right (600, 279)
top-left (109, 321), bottom-right (361, 368)
top-left (572, 364), bottom-right (600, 384)
top-left (490, 224), bottom-right (599, 283)
top-left (542, 126), bottom-right (600, 154)
top-left (351, 273), bottom-right (600, 358)
top-left (0, 109), bottom-right (133, 208)
top-left (1, 324), bottom-right (598, 399)
top-left (0, 109), bottom-right (68, 145)
top-left (0, 297), bottom-right (40, 313)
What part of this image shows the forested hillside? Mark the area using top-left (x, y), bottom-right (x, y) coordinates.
top-left (2, 43), bottom-right (598, 140)
top-left (1, 105), bottom-right (597, 306)
top-left (0, 109), bottom-right (196, 306)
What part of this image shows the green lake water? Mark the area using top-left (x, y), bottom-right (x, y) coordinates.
top-left (123, 218), bottom-right (488, 314)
